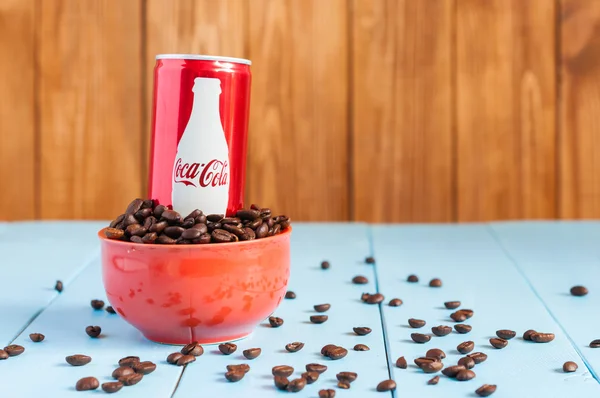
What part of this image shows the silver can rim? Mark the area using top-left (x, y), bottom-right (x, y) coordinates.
top-left (155, 54), bottom-right (251, 65)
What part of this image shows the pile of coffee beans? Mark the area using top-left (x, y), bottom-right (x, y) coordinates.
top-left (104, 199), bottom-right (291, 244)
top-left (73, 355), bottom-right (156, 392)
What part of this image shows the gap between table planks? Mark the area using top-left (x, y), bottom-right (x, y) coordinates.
top-left (2, 222), bottom-right (600, 397)
top-left (0, 223), bottom-right (392, 397)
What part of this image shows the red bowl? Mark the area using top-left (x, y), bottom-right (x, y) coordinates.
top-left (98, 227), bottom-right (291, 345)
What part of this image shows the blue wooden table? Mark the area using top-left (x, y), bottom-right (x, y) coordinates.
top-left (1, 221), bottom-right (599, 397)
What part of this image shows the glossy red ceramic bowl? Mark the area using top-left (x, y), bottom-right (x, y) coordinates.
top-left (98, 227), bottom-right (291, 345)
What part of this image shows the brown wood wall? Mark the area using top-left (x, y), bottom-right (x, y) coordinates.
top-left (0, 0), bottom-right (599, 222)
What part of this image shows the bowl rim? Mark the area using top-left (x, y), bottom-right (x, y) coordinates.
top-left (98, 225), bottom-right (291, 249)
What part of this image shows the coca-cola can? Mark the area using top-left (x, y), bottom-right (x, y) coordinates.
top-left (148, 54), bottom-right (251, 217)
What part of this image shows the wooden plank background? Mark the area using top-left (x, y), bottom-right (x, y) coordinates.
top-left (0, 0), bottom-right (599, 222)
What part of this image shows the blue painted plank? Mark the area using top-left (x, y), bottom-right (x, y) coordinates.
top-left (174, 224), bottom-right (393, 397)
top-left (372, 224), bottom-right (600, 398)
top-left (0, 221), bottom-right (106, 345)
top-left (490, 222), bottom-right (600, 381)
top-left (2, 257), bottom-right (183, 397)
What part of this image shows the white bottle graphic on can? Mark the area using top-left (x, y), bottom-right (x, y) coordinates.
top-left (172, 77), bottom-right (230, 217)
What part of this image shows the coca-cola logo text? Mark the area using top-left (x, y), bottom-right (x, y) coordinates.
top-left (173, 158), bottom-right (229, 188)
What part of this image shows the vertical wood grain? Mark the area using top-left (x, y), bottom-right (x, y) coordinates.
top-left (559, 0), bottom-right (600, 218)
top-left (38, 0), bottom-right (143, 219)
top-left (456, 0), bottom-right (556, 221)
top-left (144, 0), bottom-right (247, 197)
top-left (247, 0), bottom-right (349, 221)
top-left (352, 0), bottom-right (454, 222)
top-left (0, 0), bottom-right (35, 220)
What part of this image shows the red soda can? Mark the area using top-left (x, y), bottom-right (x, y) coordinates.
top-left (148, 54), bottom-right (252, 217)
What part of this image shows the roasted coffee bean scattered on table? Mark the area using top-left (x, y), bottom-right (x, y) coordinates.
top-left (442, 365), bottom-right (466, 378)
top-left (489, 338), bottom-right (508, 349)
top-left (112, 366), bottom-right (134, 379)
top-left (389, 298), bottom-right (403, 306)
top-left (321, 261), bottom-right (330, 269)
top-left (306, 363), bottom-right (327, 373)
top-left (458, 356), bottom-right (476, 369)
top-left (243, 348), bottom-right (261, 359)
top-left (285, 342), bottom-right (304, 352)
top-left (66, 354), bottom-right (91, 366)
top-left (272, 365), bottom-right (294, 377)
top-left (570, 285), bottom-right (588, 296)
top-left (132, 361), bottom-right (156, 374)
top-left (432, 325), bottom-right (452, 336)
top-left (337, 380), bottom-right (350, 389)
top-left (456, 369), bottom-right (476, 381)
top-left (0, 350), bottom-right (8, 360)
top-left (590, 339), bottom-right (600, 348)
top-left (29, 333), bottom-right (44, 342)
top-left (563, 361), bottom-right (578, 372)
top-left (444, 301), bottom-right (461, 309)
top-left (396, 356), bottom-right (407, 368)
top-left (353, 327), bottom-right (372, 336)
top-left (176, 355), bottom-right (196, 366)
top-left (90, 299), bottom-right (104, 310)
top-left (319, 389), bottom-right (336, 398)
top-left (55, 280), bottom-right (63, 292)
top-left (269, 316), bottom-right (284, 327)
top-left (530, 332), bottom-right (555, 343)
top-left (310, 315), bottom-right (328, 324)
top-left (321, 344), bottom-right (348, 360)
top-left (411, 333), bottom-right (431, 343)
top-left (467, 352), bottom-right (488, 364)
top-left (4, 345), bottom-right (24, 356)
top-left (167, 352), bottom-right (183, 364)
top-left (457, 341), bottom-right (475, 354)
top-left (85, 326), bottom-right (101, 338)
top-left (287, 378), bottom-right (307, 392)
top-left (105, 306), bottom-right (116, 314)
top-left (119, 356), bottom-right (140, 367)
top-left (429, 278), bottom-right (442, 287)
top-left (274, 375), bottom-right (289, 390)
top-left (302, 371), bottom-right (319, 384)
top-left (428, 375), bottom-right (440, 385)
top-left (285, 291), bottom-right (296, 299)
top-left (376, 379), bottom-right (397, 392)
top-left (354, 344), bottom-right (370, 351)
top-left (219, 343), bottom-right (237, 355)
top-left (523, 329), bottom-right (537, 341)
top-left (454, 324), bottom-right (472, 334)
top-left (352, 275), bottom-right (369, 284)
top-left (365, 256), bottom-right (376, 264)
top-left (227, 364), bottom-right (250, 373)
top-left (363, 293), bottom-right (385, 304)
top-left (407, 274), bottom-right (419, 283)
top-left (314, 303), bottom-right (331, 312)
top-left (76, 377), bottom-right (99, 391)
top-left (408, 318), bottom-right (426, 328)
top-left (415, 357), bottom-right (440, 368)
top-left (476, 384), bottom-right (497, 397)
top-left (496, 329), bottom-right (516, 340)
top-left (181, 341), bottom-right (204, 356)
top-left (119, 372), bottom-right (143, 386)
top-left (105, 199), bottom-right (290, 244)
top-left (102, 381), bottom-right (124, 393)
top-left (225, 370), bottom-right (245, 382)
top-left (426, 348), bottom-right (446, 359)
top-left (337, 372), bottom-right (358, 383)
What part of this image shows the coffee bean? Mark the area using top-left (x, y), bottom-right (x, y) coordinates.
top-left (570, 285), bottom-right (588, 296)
top-left (361, 292), bottom-right (371, 302)
top-left (164, 226), bottom-right (185, 239)
top-left (65, 354), bottom-right (91, 366)
top-left (444, 301), bottom-right (461, 309)
top-left (274, 376), bottom-right (289, 390)
top-left (321, 344), bottom-right (337, 356)
top-left (563, 361), bottom-right (578, 372)
top-left (162, 209), bottom-right (183, 224)
top-left (122, 214), bottom-right (138, 227)
top-left (321, 260), bottom-right (330, 269)
top-left (450, 311), bottom-right (467, 322)
top-left (133, 361), bottom-right (156, 375)
top-left (85, 326), bottom-right (101, 338)
top-left (429, 278), bottom-right (442, 287)
top-left (126, 199), bottom-right (144, 215)
top-left (426, 348), bottom-right (446, 360)
top-left (106, 306), bottom-right (116, 314)
top-left (134, 208), bottom-right (153, 221)
top-left (365, 256), bottom-right (375, 264)
top-left (530, 333), bottom-right (555, 343)
top-left (225, 370), bottom-right (245, 382)
top-left (76, 377), bottom-right (99, 391)
top-left (467, 352), bottom-right (488, 364)
top-left (29, 333), bottom-right (44, 342)
top-left (496, 329), bottom-right (516, 340)
top-left (273, 365), bottom-right (294, 377)
top-left (310, 315), bottom-right (328, 324)
top-left (243, 348), bottom-right (261, 359)
top-left (105, 227), bottom-right (125, 240)
top-left (4, 345), bottom-right (24, 356)
top-left (220, 217), bottom-right (241, 225)
top-left (167, 352), bottom-right (183, 364)
top-left (376, 379), bottom-right (396, 392)
top-left (461, 309), bottom-right (474, 318)
top-left (287, 378), bottom-right (306, 392)
top-left (411, 333), bottom-right (431, 343)
top-left (269, 316), bottom-right (284, 327)
top-left (352, 275), bottom-right (369, 284)
top-left (523, 329), bottom-right (537, 341)
top-left (314, 304), bottom-right (331, 313)
top-left (391, 355), bottom-right (406, 369)
top-left (421, 361), bottom-right (444, 373)
top-left (118, 356), bottom-right (140, 367)
top-left (110, 214), bottom-right (126, 228)
top-left (55, 280), bottom-right (63, 292)
top-left (150, 220), bottom-right (168, 234)
top-left (126, 224), bottom-right (147, 238)
top-left (354, 344), bottom-right (370, 351)
top-left (219, 343), bottom-right (237, 355)
top-left (212, 229), bottom-right (236, 243)
top-left (432, 325), bottom-right (452, 336)
top-left (407, 274), bottom-right (419, 283)
top-left (476, 384), bottom-right (497, 397)
top-left (181, 341), bottom-right (204, 356)
top-left (428, 376), bottom-right (440, 385)
top-left (130, 235), bottom-right (144, 244)
top-left (119, 373), bottom-right (143, 386)
top-left (223, 224), bottom-right (246, 237)
top-left (456, 369), bottom-right (476, 381)
top-left (336, 372), bottom-right (358, 382)
top-left (353, 327), bottom-right (372, 336)
top-left (176, 354), bottom-right (196, 366)
top-left (454, 324), bottom-right (472, 334)
top-left (112, 366), bottom-right (134, 379)
top-left (489, 338), bottom-right (508, 349)
top-left (227, 364), bottom-right (250, 373)
top-left (306, 363), bottom-right (328, 374)
top-left (457, 341), bottom-right (475, 354)
top-left (328, 347), bottom-right (348, 360)
top-left (409, 318), bottom-right (426, 328)
top-left (442, 365), bottom-right (466, 378)
top-left (285, 342), bottom-right (304, 352)
top-left (389, 298), bottom-right (403, 306)
top-left (255, 223), bottom-right (268, 238)
top-left (590, 339), bottom-right (600, 348)
top-left (458, 356), bottom-right (475, 369)
top-left (206, 213), bottom-right (223, 223)
top-left (337, 380), bottom-right (351, 389)
top-left (319, 389), bottom-right (336, 398)
top-left (285, 291), bottom-right (296, 299)
top-left (302, 371), bottom-right (319, 384)
top-left (0, 350), bottom-right (9, 359)
top-left (101, 381), bottom-right (123, 394)
top-left (415, 357), bottom-right (440, 368)
top-left (366, 293), bottom-right (384, 304)
top-left (91, 299), bottom-right (104, 310)
top-left (181, 228), bottom-right (201, 240)
top-left (237, 209), bottom-right (261, 220)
